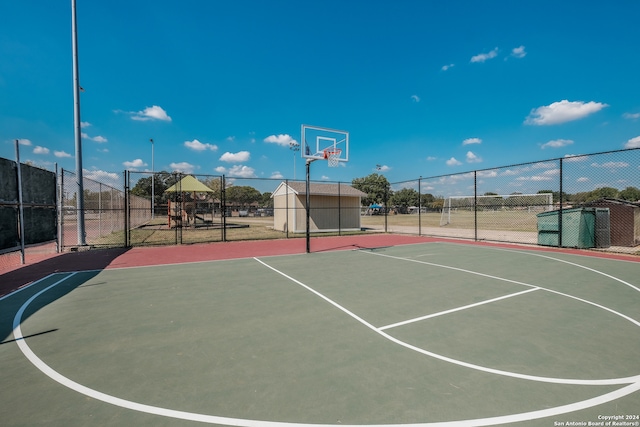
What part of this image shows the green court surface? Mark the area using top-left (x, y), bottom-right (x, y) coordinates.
top-left (1, 242), bottom-right (639, 426)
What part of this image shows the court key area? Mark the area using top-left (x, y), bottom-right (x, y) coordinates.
top-left (1, 241), bottom-right (639, 426)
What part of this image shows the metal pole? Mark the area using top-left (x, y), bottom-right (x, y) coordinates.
top-left (289, 142), bottom-right (300, 180)
top-left (55, 163), bottom-right (61, 253)
top-left (150, 138), bottom-right (154, 219)
top-left (222, 175), bottom-right (226, 242)
top-left (15, 140), bottom-right (26, 264)
top-left (418, 177), bottom-right (422, 236)
top-left (71, 0), bottom-right (86, 246)
top-left (474, 171), bottom-right (478, 241)
top-left (559, 158), bottom-right (563, 248)
top-left (305, 159), bottom-right (315, 253)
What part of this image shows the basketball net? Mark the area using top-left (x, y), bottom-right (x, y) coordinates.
top-left (324, 148), bottom-right (342, 167)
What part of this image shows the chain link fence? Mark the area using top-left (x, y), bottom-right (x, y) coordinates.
top-left (60, 169), bottom-right (149, 248)
top-left (52, 147), bottom-right (639, 253)
top-left (374, 148), bottom-right (639, 252)
top-left (0, 158), bottom-right (57, 254)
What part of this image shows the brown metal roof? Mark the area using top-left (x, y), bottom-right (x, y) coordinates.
top-left (283, 181), bottom-right (366, 197)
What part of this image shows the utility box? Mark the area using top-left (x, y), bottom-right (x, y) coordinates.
top-left (537, 207), bottom-right (610, 248)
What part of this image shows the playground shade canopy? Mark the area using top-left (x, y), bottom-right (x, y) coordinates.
top-left (164, 175), bottom-right (214, 193)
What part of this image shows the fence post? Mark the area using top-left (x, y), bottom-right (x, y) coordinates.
top-left (338, 182), bottom-right (342, 236)
top-left (558, 158), bottom-right (563, 248)
top-left (59, 168), bottom-right (64, 252)
top-left (418, 177), bottom-right (422, 236)
top-left (384, 188), bottom-right (388, 233)
top-left (123, 170), bottom-right (129, 247)
top-left (221, 175), bottom-right (226, 242)
top-left (14, 140), bottom-right (25, 264)
top-left (285, 179), bottom-right (289, 238)
top-left (474, 170), bottom-right (478, 241)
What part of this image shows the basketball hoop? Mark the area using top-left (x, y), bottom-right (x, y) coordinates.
top-left (323, 148), bottom-right (342, 167)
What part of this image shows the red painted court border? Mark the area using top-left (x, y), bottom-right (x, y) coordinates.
top-left (1, 234), bottom-right (637, 298)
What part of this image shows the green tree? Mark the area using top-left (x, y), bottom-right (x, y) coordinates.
top-left (226, 185), bottom-right (261, 208)
top-left (420, 193), bottom-right (436, 210)
top-left (588, 187), bottom-right (619, 201)
top-left (260, 192), bottom-right (274, 208)
top-left (390, 188), bottom-right (419, 213)
top-left (619, 186), bottom-right (640, 202)
top-left (351, 173), bottom-right (391, 206)
top-left (130, 171), bottom-right (180, 206)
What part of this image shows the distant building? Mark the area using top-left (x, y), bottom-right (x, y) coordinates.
top-left (271, 182), bottom-right (366, 233)
top-left (583, 198), bottom-right (640, 247)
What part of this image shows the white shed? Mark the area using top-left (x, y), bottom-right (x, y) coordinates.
top-left (271, 182), bottom-right (366, 233)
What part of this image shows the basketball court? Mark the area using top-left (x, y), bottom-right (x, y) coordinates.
top-left (1, 235), bottom-right (639, 426)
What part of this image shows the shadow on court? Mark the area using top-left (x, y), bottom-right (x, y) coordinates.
top-left (0, 248), bottom-right (129, 344)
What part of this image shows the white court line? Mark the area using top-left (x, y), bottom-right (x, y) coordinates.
top-left (362, 249), bottom-right (640, 329)
top-left (254, 257), bottom-right (639, 386)
top-left (0, 272), bottom-right (63, 302)
top-left (10, 261), bottom-right (640, 426)
top-left (484, 245), bottom-right (640, 293)
top-left (379, 287), bottom-right (540, 331)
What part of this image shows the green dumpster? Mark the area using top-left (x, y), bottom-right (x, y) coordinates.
top-left (537, 208), bottom-right (597, 248)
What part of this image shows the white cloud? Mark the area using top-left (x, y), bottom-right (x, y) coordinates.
top-left (170, 162), bottom-right (196, 174)
top-left (82, 132), bottom-right (108, 143)
top-left (541, 139), bottom-right (574, 149)
top-left (624, 136), bottom-right (640, 148)
top-left (426, 156), bottom-right (437, 161)
top-left (18, 138), bottom-right (32, 146)
top-left (214, 166), bottom-right (226, 174)
top-left (516, 175), bottom-right (553, 182)
top-left (471, 47), bottom-right (498, 63)
top-left (220, 151), bottom-right (250, 163)
top-left (184, 139), bottom-right (218, 151)
top-left (446, 157), bottom-right (462, 166)
top-left (411, 95), bottom-right (420, 102)
top-left (227, 165), bottom-right (256, 178)
top-left (563, 154), bottom-right (587, 162)
top-left (511, 45), bottom-right (526, 58)
top-left (441, 63), bottom-right (454, 71)
top-left (463, 137), bottom-right (482, 145)
top-left (466, 151), bottom-right (482, 163)
top-left (525, 100), bottom-right (608, 125)
top-left (623, 112), bottom-right (640, 120)
top-left (123, 158), bottom-right (147, 169)
top-left (83, 169), bottom-right (120, 183)
top-left (81, 121), bottom-right (91, 128)
top-left (270, 171), bottom-right (284, 179)
top-left (591, 161), bottom-right (629, 169)
top-left (577, 177), bottom-right (589, 182)
top-left (131, 105), bottom-right (172, 122)
top-left (33, 146), bottom-right (49, 155)
top-left (476, 170), bottom-right (497, 178)
top-left (376, 165), bottom-right (391, 172)
top-left (54, 150), bottom-right (72, 158)
top-left (264, 134), bottom-right (297, 147)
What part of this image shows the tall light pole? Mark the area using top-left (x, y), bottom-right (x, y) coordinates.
top-left (71, 0), bottom-right (86, 246)
top-left (289, 141), bottom-right (300, 180)
top-left (150, 138), bottom-right (154, 219)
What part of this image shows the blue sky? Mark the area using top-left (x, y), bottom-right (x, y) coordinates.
top-left (1, 0), bottom-right (639, 190)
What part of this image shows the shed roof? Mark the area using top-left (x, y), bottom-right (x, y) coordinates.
top-left (584, 198), bottom-right (640, 208)
top-left (272, 181), bottom-right (366, 198)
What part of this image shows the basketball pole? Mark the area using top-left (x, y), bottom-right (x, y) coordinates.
top-left (305, 158), bottom-right (317, 253)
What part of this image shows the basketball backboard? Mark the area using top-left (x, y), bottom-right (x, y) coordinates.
top-left (301, 125), bottom-right (349, 164)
